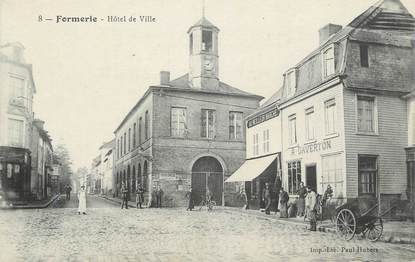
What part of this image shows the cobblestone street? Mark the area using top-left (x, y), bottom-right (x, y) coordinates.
top-left (0, 195), bottom-right (414, 262)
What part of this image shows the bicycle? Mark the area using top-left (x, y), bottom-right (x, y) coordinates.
top-left (198, 198), bottom-right (216, 211)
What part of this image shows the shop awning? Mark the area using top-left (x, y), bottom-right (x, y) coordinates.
top-left (225, 154), bottom-right (278, 182)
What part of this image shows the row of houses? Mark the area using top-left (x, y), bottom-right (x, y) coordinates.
top-left (91, 0), bottom-right (414, 216)
top-left (0, 42), bottom-right (61, 204)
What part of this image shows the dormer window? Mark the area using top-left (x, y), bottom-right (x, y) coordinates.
top-left (323, 45), bottom-right (335, 78)
top-left (202, 30), bottom-right (213, 52)
top-left (286, 69), bottom-right (296, 97)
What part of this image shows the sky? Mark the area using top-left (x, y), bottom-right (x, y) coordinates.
top-left (1, 0), bottom-right (414, 169)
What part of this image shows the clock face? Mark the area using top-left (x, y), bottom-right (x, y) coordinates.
top-left (204, 60), bottom-right (214, 71)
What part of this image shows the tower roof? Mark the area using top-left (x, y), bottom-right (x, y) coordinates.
top-left (187, 17), bottom-right (219, 33)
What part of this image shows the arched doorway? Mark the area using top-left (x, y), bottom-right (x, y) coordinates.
top-left (138, 164), bottom-right (142, 186)
top-left (143, 161), bottom-right (148, 192)
top-left (191, 156), bottom-right (223, 205)
top-left (132, 166), bottom-right (136, 196)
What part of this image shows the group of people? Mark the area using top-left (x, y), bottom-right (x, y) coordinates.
top-left (258, 180), bottom-right (331, 232)
top-left (120, 182), bottom-right (164, 209)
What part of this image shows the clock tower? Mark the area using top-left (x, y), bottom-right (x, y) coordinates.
top-left (188, 17), bottom-right (219, 90)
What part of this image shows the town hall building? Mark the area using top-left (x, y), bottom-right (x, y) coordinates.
top-left (113, 16), bottom-right (263, 207)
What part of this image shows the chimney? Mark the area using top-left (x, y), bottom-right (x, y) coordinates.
top-left (160, 71), bottom-right (170, 85)
top-left (319, 24), bottom-right (342, 45)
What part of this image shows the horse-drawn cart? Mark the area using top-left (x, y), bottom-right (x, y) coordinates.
top-left (335, 202), bottom-right (383, 241)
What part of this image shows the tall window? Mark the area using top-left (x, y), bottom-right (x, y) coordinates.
top-left (288, 161), bottom-right (301, 194)
top-left (123, 132), bottom-right (126, 155)
top-left (139, 117), bottom-right (142, 145)
top-left (360, 44), bottom-right (369, 67)
top-left (8, 119), bottom-right (23, 147)
top-left (252, 133), bottom-right (259, 156)
top-left (171, 107), bottom-right (187, 137)
top-left (202, 30), bottom-right (213, 52)
top-left (117, 139), bottom-right (120, 159)
top-left (128, 128), bottom-right (131, 152)
top-left (145, 111), bottom-right (149, 140)
top-left (120, 136), bottom-right (123, 157)
top-left (133, 123), bottom-right (137, 148)
top-left (288, 114), bottom-right (297, 145)
top-left (357, 96), bottom-right (375, 133)
top-left (325, 99), bottom-right (336, 135)
top-left (305, 107), bottom-right (315, 140)
top-left (229, 112), bottom-right (243, 140)
top-left (201, 109), bottom-right (216, 139)
top-left (358, 156), bottom-right (377, 195)
top-left (323, 47), bottom-right (335, 77)
top-left (262, 129), bottom-right (270, 153)
top-left (322, 153), bottom-right (343, 197)
top-left (10, 76), bottom-right (24, 100)
top-left (286, 70), bottom-right (296, 97)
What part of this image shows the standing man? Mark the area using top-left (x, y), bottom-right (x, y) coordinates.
top-left (279, 187), bottom-right (289, 218)
top-left (262, 182), bottom-right (272, 215)
top-left (186, 187), bottom-right (195, 211)
top-left (155, 185), bottom-right (163, 208)
top-left (274, 175), bottom-right (282, 213)
top-left (305, 185), bottom-right (317, 231)
top-left (296, 182), bottom-right (307, 217)
top-left (136, 183), bottom-right (144, 209)
top-left (121, 182), bottom-right (129, 209)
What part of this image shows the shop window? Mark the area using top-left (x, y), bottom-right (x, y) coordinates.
top-left (171, 107), bottom-right (187, 137)
top-left (263, 129), bottom-right (270, 153)
top-left (358, 155), bottom-right (377, 196)
top-left (323, 46), bottom-right (335, 77)
top-left (252, 133), bottom-right (259, 156)
top-left (8, 119), bottom-right (24, 147)
top-left (202, 30), bottom-right (213, 52)
top-left (288, 114), bottom-right (297, 145)
top-left (288, 161), bottom-right (301, 194)
top-left (229, 111), bottom-right (243, 140)
top-left (201, 109), bottom-right (216, 139)
top-left (357, 96), bottom-right (376, 133)
top-left (324, 99), bottom-right (336, 135)
top-left (7, 164), bottom-right (13, 178)
top-left (322, 153), bottom-right (343, 197)
top-left (360, 44), bottom-right (369, 67)
top-left (305, 107), bottom-right (315, 141)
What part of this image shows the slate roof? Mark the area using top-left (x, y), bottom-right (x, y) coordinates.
top-left (187, 17), bottom-right (219, 33)
top-left (280, 0), bottom-right (415, 104)
top-left (168, 73), bottom-right (263, 98)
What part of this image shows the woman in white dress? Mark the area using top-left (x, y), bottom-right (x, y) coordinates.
top-left (78, 185), bottom-right (87, 215)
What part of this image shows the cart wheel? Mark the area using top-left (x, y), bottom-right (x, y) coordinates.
top-left (336, 209), bottom-right (356, 241)
top-left (366, 217), bottom-right (383, 242)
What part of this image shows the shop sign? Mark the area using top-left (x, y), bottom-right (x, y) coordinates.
top-left (291, 140), bottom-right (332, 155)
top-left (247, 108), bottom-right (279, 128)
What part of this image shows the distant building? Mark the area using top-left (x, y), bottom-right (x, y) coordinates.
top-left (0, 42), bottom-right (36, 201)
top-left (114, 16), bottom-right (262, 206)
top-left (51, 159), bottom-right (62, 195)
top-left (98, 139), bottom-right (114, 196)
top-left (90, 155), bottom-right (101, 194)
top-left (30, 119), bottom-right (53, 200)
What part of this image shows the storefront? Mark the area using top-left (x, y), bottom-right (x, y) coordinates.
top-left (0, 146), bottom-right (31, 201)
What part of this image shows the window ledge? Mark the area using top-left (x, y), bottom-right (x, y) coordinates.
top-left (288, 144), bottom-right (298, 149)
top-left (324, 133), bottom-right (339, 140)
top-left (355, 132), bottom-right (379, 137)
top-left (304, 139), bottom-right (317, 145)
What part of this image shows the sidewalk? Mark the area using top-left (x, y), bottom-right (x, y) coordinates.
top-left (221, 206), bottom-right (415, 245)
top-left (0, 194), bottom-right (60, 210)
